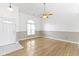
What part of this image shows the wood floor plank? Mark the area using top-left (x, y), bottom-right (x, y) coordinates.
top-left (5, 37), bottom-right (79, 56)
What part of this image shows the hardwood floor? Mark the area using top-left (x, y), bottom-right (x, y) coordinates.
top-left (6, 37), bottom-right (79, 56)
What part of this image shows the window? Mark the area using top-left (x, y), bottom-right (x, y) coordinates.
top-left (27, 20), bottom-right (35, 35)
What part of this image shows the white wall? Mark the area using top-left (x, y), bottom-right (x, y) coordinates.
top-left (0, 3), bottom-right (19, 46)
top-left (42, 3), bottom-right (79, 32)
top-left (0, 3), bottom-right (19, 32)
top-left (19, 12), bottom-right (41, 32)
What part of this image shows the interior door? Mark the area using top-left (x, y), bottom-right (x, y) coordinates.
top-left (0, 17), bottom-right (16, 46)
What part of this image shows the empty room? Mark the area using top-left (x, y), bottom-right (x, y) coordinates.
top-left (0, 3), bottom-right (79, 56)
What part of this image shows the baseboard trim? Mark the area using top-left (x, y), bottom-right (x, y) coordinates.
top-left (19, 35), bottom-right (79, 45)
top-left (42, 36), bottom-right (79, 45)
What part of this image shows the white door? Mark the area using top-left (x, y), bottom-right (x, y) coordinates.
top-left (0, 18), bottom-right (16, 46)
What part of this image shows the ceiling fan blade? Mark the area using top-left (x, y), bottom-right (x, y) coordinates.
top-left (48, 13), bottom-right (53, 15)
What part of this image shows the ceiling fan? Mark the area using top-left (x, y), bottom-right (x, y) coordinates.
top-left (41, 3), bottom-right (53, 19)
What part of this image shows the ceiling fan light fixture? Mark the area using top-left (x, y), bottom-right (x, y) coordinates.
top-left (43, 15), bottom-right (48, 18)
top-left (41, 3), bottom-right (53, 19)
top-left (8, 3), bottom-right (13, 11)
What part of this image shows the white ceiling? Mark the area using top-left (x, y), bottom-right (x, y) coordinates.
top-left (13, 3), bottom-right (79, 18)
top-left (13, 3), bottom-right (62, 18)
top-left (13, 3), bottom-right (43, 17)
